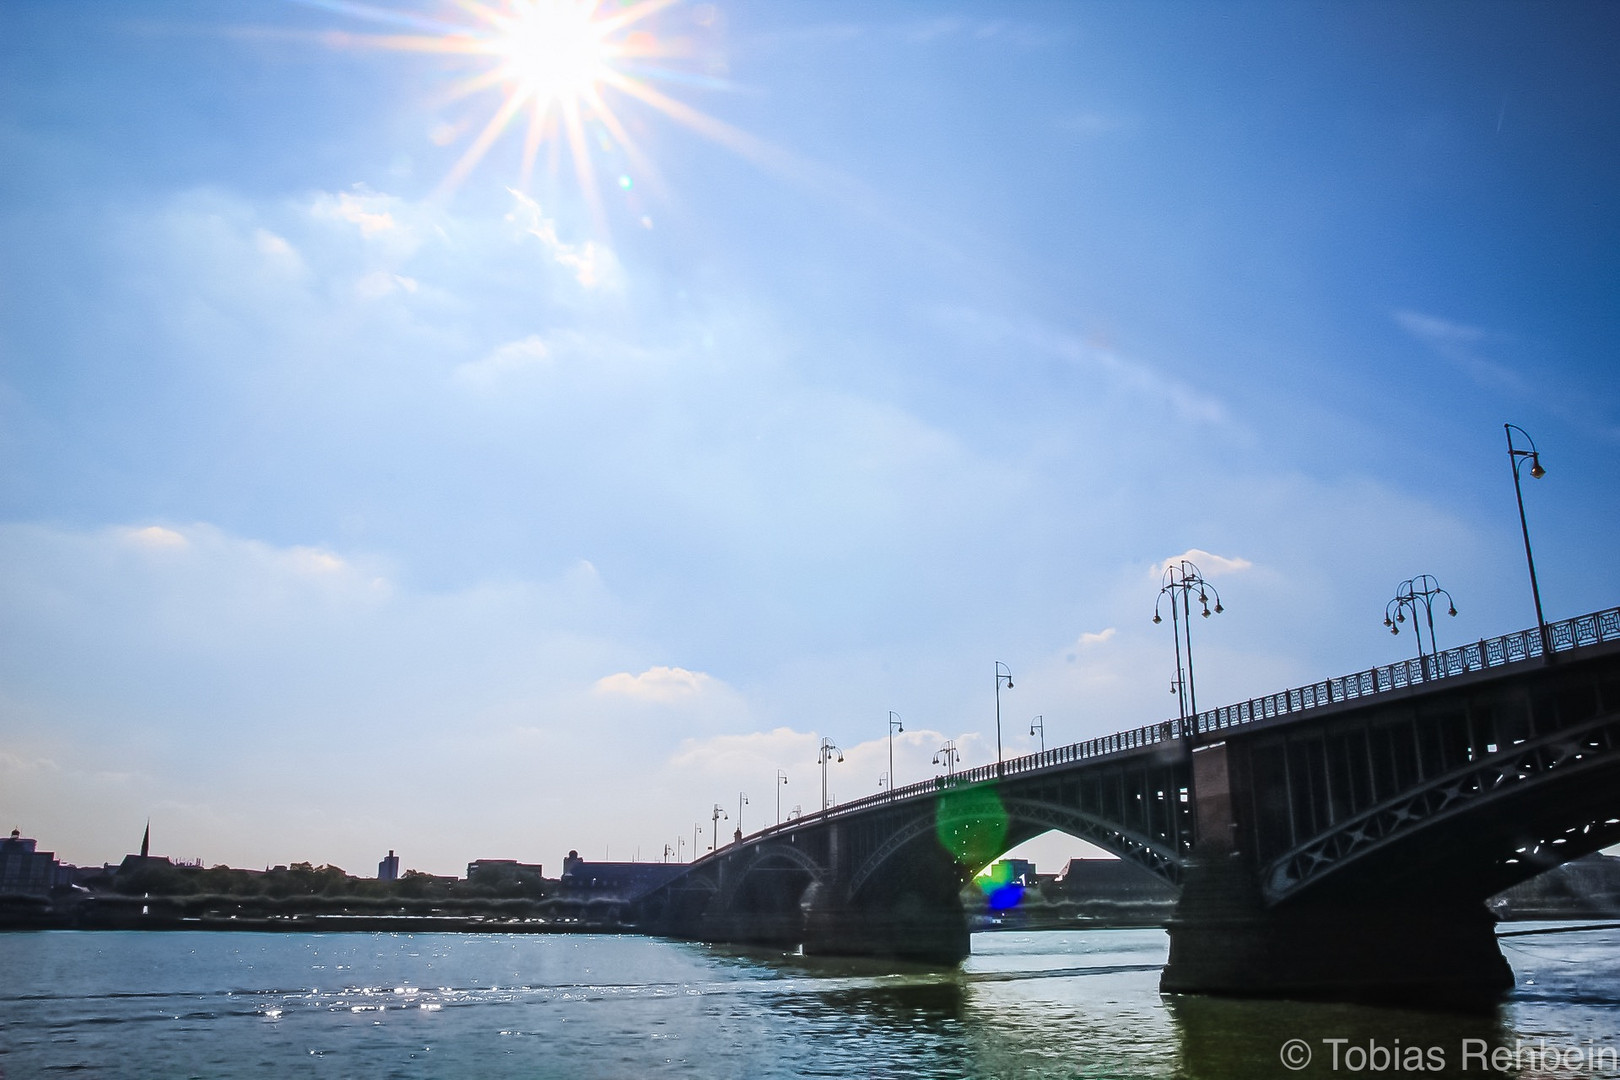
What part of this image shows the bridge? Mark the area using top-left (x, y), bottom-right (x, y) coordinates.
top-left (631, 606), bottom-right (1620, 1005)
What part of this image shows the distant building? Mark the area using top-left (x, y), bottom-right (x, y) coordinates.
top-left (1053, 858), bottom-right (1180, 901)
top-left (466, 859), bottom-right (544, 881)
top-left (558, 849), bottom-right (685, 899)
top-left (378, 850), bottom-right (400, 881)
top-left (0, 829), bottom-right (63, 894)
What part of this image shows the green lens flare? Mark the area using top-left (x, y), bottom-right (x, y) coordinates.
top-left (934, 783), bottom-right (1008, 869)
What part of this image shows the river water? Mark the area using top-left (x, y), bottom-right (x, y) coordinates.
top-left (1, 926), bottom-right (1617, 1078)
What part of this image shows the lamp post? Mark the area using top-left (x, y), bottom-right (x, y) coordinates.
top-left (1505, 424), bottom-right (1550, 658)
top-left (710, 803), bottom-right (728, 852)
top-left (818, 738), bottom-right (843, 811)
top-left (932, 740), bottom-right (959, 778)
top-left (776, 769), bottom-right (788, 825)
top-left (879, 771), bottom-right (889, 792)
top-left (693, 823), bottom-right (700, 857)
top-left (1153, 559), bottom-right (1223, 747)
top-left (1383, 575), bottom-right (1457, 678)
top-left (1030, 714), bottom-right (1045, 753)
top-left (888, 711), bottom-right (904, 797)
top-left (737, 792), bottom-right (748, 837)
top-left (677, 835), bottom-right (685, 862)
top-left (994, 662), bottom-right (1014, 775)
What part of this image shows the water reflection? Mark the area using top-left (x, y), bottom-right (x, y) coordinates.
top-left (1166, 993), bottom-right (1514, 1079)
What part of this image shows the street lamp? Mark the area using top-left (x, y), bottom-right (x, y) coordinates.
top-left (677, 835), bottom-right (685, 862)
top-left (1030, 714), bottom-right (1045, 753)
top-left (710, 803), bottom-right (728, 852)
top-left (776, 769), bottom-right (788, 825)
top-left (737, 792), bottom-right (748, 837)
top-left (932, 740), bottom-right (959, 778)
top-left (994, 662), bottom-right (1014, 775)
top-left (888, 711), bottom-right (904, 797)
top-left (1383, 574), bottom-right (1457, 678)
top-left (818, 738), bottom-right (844, 811)
top-left (1505, 423), bottom-right (1550, 658)
top-left (1153, 559), bottom-right (1223, 747)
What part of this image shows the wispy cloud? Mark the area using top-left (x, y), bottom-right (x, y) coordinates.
top-left (454, 334), bottom-right (551, 385)
top-left (934, 308), bottom-right (1229, 425)
top-left (1395, 309), bottom-right (1619, 441)
top-left (1077, 627), bottom-right (1116, 646)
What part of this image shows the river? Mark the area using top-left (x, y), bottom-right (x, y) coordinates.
top-left (2, 926), bottom-right (1617, 1078)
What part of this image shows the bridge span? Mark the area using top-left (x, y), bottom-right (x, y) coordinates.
top-left (632, 607), bottom-right (1620, 1004)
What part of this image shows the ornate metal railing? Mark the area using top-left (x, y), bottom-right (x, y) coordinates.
top-left (718, 606), bottom-right (1620, 853)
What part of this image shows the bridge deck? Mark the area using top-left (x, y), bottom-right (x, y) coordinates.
top-left (711, 606), bottom-right (1620, 859)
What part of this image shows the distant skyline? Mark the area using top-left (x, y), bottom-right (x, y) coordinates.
top-left (2, 1), bottom-right (1617, 876)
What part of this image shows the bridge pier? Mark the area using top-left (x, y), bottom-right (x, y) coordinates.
top-left (1162, 743), bottom-right (1513, 1007)
top-left (1162, 852), bottom-right (1512, 1007)
top-left (801, 884), bottom-right (970, 966)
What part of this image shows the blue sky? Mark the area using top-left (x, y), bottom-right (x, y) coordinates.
top-left (2, 1), bottom-right (1617, 875)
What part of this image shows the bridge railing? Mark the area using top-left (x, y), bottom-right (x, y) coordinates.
top-left (1191, 605), bottom-right (1620, 739)
top-left (724, 606), bottom-right (1620, 852)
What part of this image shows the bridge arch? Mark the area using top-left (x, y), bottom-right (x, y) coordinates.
top-left (848, 793), bottom-right (1182, 900)
top-left (715, 839), bottom-right (828, 912)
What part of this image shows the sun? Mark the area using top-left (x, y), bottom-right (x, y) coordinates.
top-left (489, 0), bottom-right (613, 111)
top-left (319, 0), bottom-right (711, 204)
top-left (314, 0), bottom-right (784, 223)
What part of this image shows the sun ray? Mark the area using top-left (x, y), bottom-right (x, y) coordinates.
top-left (438, 87), bottom-right (530, 198)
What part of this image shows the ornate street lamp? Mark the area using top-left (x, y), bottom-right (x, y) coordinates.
top-left (1383, 574), bottom-right (1457, 678)
top-left (932, 740), bottom-right (959, 778)
top-left (887, 711), bottom-right (904, 797)
top-left (1029, 714), bottom-right (1045, 753)
top-left (710, 803), bottom-right (728, 852)
top-left (1153, 559), bottom-right (1224, 747)
top-left (818, 738), bottom-right (844, 811)
top-left (1505, 423), bottom-right (1550, 658)
top-left (775, 769), bottom-right (788, 825)
top-left (994, 662), bottom-right (1014, 775)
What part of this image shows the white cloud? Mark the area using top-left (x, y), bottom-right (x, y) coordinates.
top-left (669, 727), bottom-right (816, 773)
top-left (505, 188), bottom-right (621, 289)
top-left (1077, 627), bottom-right (1116, 646)
top-left (313, 187), bottom-right (401, 239)
top-left (594, 665), bottom-right (718, 702)
top-left (1155, 549), bottom-right (1253, 577)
